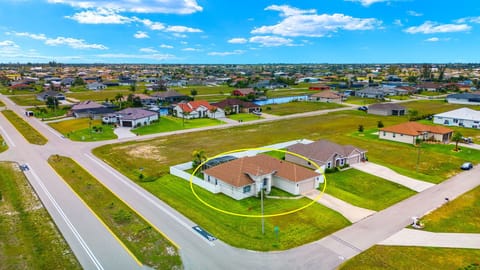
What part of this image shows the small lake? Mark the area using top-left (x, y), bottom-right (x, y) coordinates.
top-left (254, 95), bottom-right (310, 106)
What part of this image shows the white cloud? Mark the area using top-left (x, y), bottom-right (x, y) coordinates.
top-left (173, 33), bottom-right (188, 38)
top-left (0, 40), bottom-right (19, 48)
top-left (7, 31), bottom-right (47, 40)
top-left (253, 5), bottom-right (382, 37)
top-left (228, 38), bottom-right (248, 44)
top-left (405, 21), bottom-right (471, 34)
top-left (208, 50), bottom-right (245, 56)
top-left (345, 0), bottom-right (389, 7)
top-left (160, 44), bottom-right (173, 49)
top-left (48, 0), bottom-right (203, 14)
top-left (96, 53), bottom-right (176, 61)
top-left (165, 26), bottom-right (202, 33)
top-left (45, 37), bottom-right (108, 49)
top-left (140, 47), bottom-right (158, 53)
top-left (134, 31), bottom-right (149, 39)
top-left (425, 37), bottom-right (439, 42)
top-left (393, 19), bottom-right (403, 27)
top-left (182, 47), bottom-right (201, 51)
top-left (137, 18), bottom-right (165, 30)
top-left (407, 10), bottom-right (423, 17)
top-left (180, 41), bottom-right (188, 45)
top-left (455, 17), bottom-right (480, 24)
top-left (249, 36), bottom-right (293, 47)
top-left (65, 8), bottom-right (132, 24)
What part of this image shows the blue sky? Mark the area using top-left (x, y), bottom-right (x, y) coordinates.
top-left (0, 0), bottom-right (480, 64)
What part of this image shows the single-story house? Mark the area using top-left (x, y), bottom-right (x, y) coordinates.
top-left (232, 88), bottom-right (255, 96)
top-left (433, 108), bottom-right (480, 129)
top-left (368, 103), bottom-right (406, 116)
top-left (70, 100), bottom-right (114, 119)
top-left (172, 100), bottom-right (225, 119)
top-left (445, 93), bottom-right (480, 105)
top-left (355, 88), bottom-right (386, 99)
top-left (286, 140), bottom-right (367, 170)
top-left (86, 82), bottom-right (106, 91)
top-left (416, 82), bottom-right (444, 92)
top-left (131, 94), bottom-right (157, 106)
top-left (308, 84), bottom-right (331, 91)
top-left (203, 154), bottom-right (322, 200)
top-left (150, 90), bottom-right (190, 103)
top-left (102, 108), bottom-right (158, 127)
top-left (379, 122), bottom-right (453, 145)
top-left (212, 98), bottom-right (261, 114)
top-left (308, 90), bottom-right (345, 103)
top-left (36, 90), bottom-right (66, 101)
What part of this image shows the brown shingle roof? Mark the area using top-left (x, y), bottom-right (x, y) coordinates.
top-left (203, 154), bottom-right (320, 187)
top-left (287, 140), bottom-right (365, 163)
top-left (380, 122), bottom-right (453, 136)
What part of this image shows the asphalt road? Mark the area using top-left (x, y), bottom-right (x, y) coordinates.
top-left (1, 95), bottom-right (479, 270)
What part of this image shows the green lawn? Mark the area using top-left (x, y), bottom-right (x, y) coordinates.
top-left (267, 88), bottom-right (311, 98)
top-left (402, 99), bottom-right (480, 116)
top-left (67, 90), bottom-right (131, 102)
top-left (0, 135), bottom-right (7, 153)
top-left (263, 101), bottom-right (345, 116)
top-left (48, 118), bottom-right (117, 141)
top-left (7, 95), bottom-right (45, 106)
top-left (227, 113), bottom-right (262, 122)
top-left (344, 96), bottom-right (382, 105)
top-left (421, 184), bottom-right (480, 233)
top-left (0, 100), bottom-right (4, 107)
top-left (2, 110), bottom-right (48, 145)
top-left (322, 169), bottom-right (417, 211)
top-left (132, 116), bottom-right (224, 135)
top-left (48, 156), bottom-right (182, 269)
top-left (339, 246), bottom-right (480, 270)
top-left (31, 106), bottom-right (70, 120)
top-left (173, 85), bottom-right (234, 96)
top-left (137, 174), bottom-right (350, 250)
top-left (0, 162), bottom-right (81, 270)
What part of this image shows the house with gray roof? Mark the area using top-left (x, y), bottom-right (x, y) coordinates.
top-left (446, 93), bottom-right (480, 105)
top-left (433, 108), bottom-right (480, 129)
top-left (70, 100), bottom-right (114, 118)
top-left (285, 140), bottom-right (367, 170)
top-left (102, 108), bottom-right (158, 127)
top-left (150, 90), bottom-right (190, 103)
top-left (36, 90), bottom-right (66, 101)
top-left (368, 103), bottom-right (406, 116)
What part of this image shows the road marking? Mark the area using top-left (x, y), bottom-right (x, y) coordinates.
top-left (0, 124), bottom-right (16, 147)
top-left (26, 164), bottom-right (104, 270)
top-left (47, 162), bottom-right (143, 267)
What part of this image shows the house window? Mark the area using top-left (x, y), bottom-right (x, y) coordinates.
top-left (243, 185), bottom-right (251, 193)
top-left (340, 159), bottom-right (345, 165)
top-left (263, 178), bottom-right (268, 188)
top-left (307, 161), bottom-right (311, 165)
top-left (207, 176), bottom-right (210, 182)
top-left (393, 133), bottom-right (396, 138)
top-left (453, 119), bottom-right (459, 123)
top-left (327, 162), bottom-right (332, 169)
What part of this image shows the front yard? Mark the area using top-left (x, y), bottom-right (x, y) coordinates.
top-left (133, 116), bottom-right (224, 135)
top-left (48, 118), bottom-right (116, 141)
top-left (227, 113), bottom-right (262, 122)
top-left (262, 101), bottom-right (345, 116)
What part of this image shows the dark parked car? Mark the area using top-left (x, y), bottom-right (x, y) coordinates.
top-left (358, 106), bottom-right (368, 111)
top-left (461, 162), bottom-right (473, 170)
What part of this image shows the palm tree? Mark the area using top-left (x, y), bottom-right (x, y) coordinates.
top-left (452, 132), bottom-right (463, 152)
top-left (209, 107), bottom-right (218, 119)
top-left (115, 93), bottom-right (124, 109)
top-left (192, 150), bottom-right (207, 169)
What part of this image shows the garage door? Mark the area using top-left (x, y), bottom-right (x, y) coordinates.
top-left (298, 180), bottom-right (315, 194)
top-left (121, 120), bottom-right (133, 127)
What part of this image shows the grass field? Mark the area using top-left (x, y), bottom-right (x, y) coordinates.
top-left (48, 156), bottom-right (182, 269)
top-left (7, 95), bottom-right (45, 106)
top-left (227, 113), bottom-right (262, 122)
top-left (0, 134), bottom-right (7, 153)
top-left (344, 96), bottom-right (382, 105)
top-left (48, 118), bottom-right (117, 141)
top-left (339, 245), bottom-right (480, 270)
top-left (0, 162), bottom-right (81, 270)
top-left (421, 184), bottom-right (480, 233)
top-left (0, 100), bottom-right (4, 107)
top-left (133, 116), bottom-right (224, 135)
top-left (267, 88), bottom-right (311, 98)
top-left (173, 85), bottom-right (234, 96)
top-left (263, 101), bottom-right (345, 116)
top-left (323, 169), bottom-right (417, 211)
top-left (67, 89), bottom-right (131, 102)
top-left (135, 174), bottom-right (350, 250)
top-left (31, 106), bottom-right (70, 119)
top-left (2, 110), bottom-right (48, 145)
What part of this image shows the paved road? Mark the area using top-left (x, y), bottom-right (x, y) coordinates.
top-left (380, 228), bottom-right (480, 249)
top-left (2, 94), bottom-right (480, 269)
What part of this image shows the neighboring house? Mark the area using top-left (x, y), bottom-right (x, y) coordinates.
top-left (445, 93), bottom-right (480, 105)
top-left (61, 77), bottom-right (75, 86)
top-left (131, 93), bottom-right (157, 106)
top-left (416, 82), bottom-right (443, 92)
top-left (308, 84), bottom-right (330, 91)
top-left (286, 140), bottom-right (367, 170)
top-left (212, 98), bottom-right (261, 114)
top-left (102, 108), bottom-right (158, 127)
top-left (36, 90), bottom-right (66, 101)
top-left (433, 108), bottom-right (480, 129)
top-left (86, 82), bottom-right (106, 91)
top-left (309, 90), bottom-right (345, 103)
top-left (70, 100), bottom-right (114, 118)
top-left (355, 87), bottom-right (388, 99)
top-left (172, 100), bottom-right (225, 119)
top-left (150, 90), bottom-right (190, 103)
top-left (203, 154), bottom-right (322, 200)
top-left (232, 88), bottom-right (255, 96)
top-left (368, 103), bottom-right (406, 116)
top-left (379, 122), bottom-right (453, 145)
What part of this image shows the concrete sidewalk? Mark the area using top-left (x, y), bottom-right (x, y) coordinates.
top-left (379, 228), bottom-right (480, 249)
top-left (303, 190), bottom-right (376, 223)
top-left (352, 162), bottom-right (435, 192)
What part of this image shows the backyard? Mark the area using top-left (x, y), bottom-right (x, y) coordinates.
top-left (0, 162), bottom-right (81, 270)
top-left (48, 118), bottom-right (116, 141)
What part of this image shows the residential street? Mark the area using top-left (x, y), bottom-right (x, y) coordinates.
top-left (1, 94), bottom-right (479, 269)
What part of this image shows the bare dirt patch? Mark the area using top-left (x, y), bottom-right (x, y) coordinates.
top-left (124, 144), bottom-right (165, 161)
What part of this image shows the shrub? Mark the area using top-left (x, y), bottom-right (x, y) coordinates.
top-left (112, 209), bottom-right (132, 224)
top-left (358, 125), bottom-right (364, 132)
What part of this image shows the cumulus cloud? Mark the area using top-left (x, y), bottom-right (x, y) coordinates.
top-left (252, 5), bottom-right (381, 37)
top-left (165, 26), bottom-right (202, 33)
top-left (455, 16), bottom-right (480, 24)
top-left (228, 38), bottom-right (248, 44)
top-left (345, 0), bottom-right (389, 7)
top-left (160, 44), bottom-right (174, 49)
top-left (182, 47), bottom-right (201, 51)
top-left (45, 37), bottom-right (108, 49)
top-left (249, 36), bottom-right (293, 47)
top-left (96, 53), bottom-right (176, 61)
top-left (139, 47), bottom-right (158, 53)
top-left (407, 10), bottom-right (423, 17)
top-left (425, 37), bottom-right (439, 42)
top-left (65, 8), bottom-right (132, 24)
top-left (0, 40), bottom-right (19, 48)
top-left (48, 0), bottom-right (203, 14)
top-left (208, 50), bottom-right (245, 56)
top-left (7, 32), bottom-right (47, 40)
top-left (405, 21), bottom-right (471, 34)
top-left (134, 31), bottom-right (149, 39)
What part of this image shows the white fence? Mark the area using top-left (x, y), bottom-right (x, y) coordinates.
top-left (170, 162), bottom-right (220, 193)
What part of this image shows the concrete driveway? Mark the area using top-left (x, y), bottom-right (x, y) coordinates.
top-left (351, 162), bottom-right (435, 192)
top-left (114, 127), bottom-right (137, 139)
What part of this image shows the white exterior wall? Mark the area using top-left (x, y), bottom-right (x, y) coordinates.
top-left (368, 109), bottom-right (389, 116)
top-left (272, 177), bottom-right (297, 195)
top-left (434, 116), bottom-right (479, 128)
top-left (379, 131), bottom-right (416, 145)
top-left (446, 98), bottom-right (480, 105)
top-left (170, 164), bottom-right (220, 194)
top-left (208, 108), bottom-right (225, 119)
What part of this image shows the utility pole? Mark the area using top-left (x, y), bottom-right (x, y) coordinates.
top-left (261, 187), bottom-right (264, 235)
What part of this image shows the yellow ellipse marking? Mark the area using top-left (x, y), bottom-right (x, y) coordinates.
top-left (189, 147), bottom-right (327, 218)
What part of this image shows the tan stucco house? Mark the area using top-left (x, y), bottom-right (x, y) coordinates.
top-left (379, 122), bottom-right (453, 145)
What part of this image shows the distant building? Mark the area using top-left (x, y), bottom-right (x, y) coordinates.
top-left (434, 108), bottom-right (480, 128)
top-left (368, 103), bottom-right (406, 116)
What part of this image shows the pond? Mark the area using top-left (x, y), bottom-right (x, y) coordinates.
top-left (253, 95), bottom-right (310, 106)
